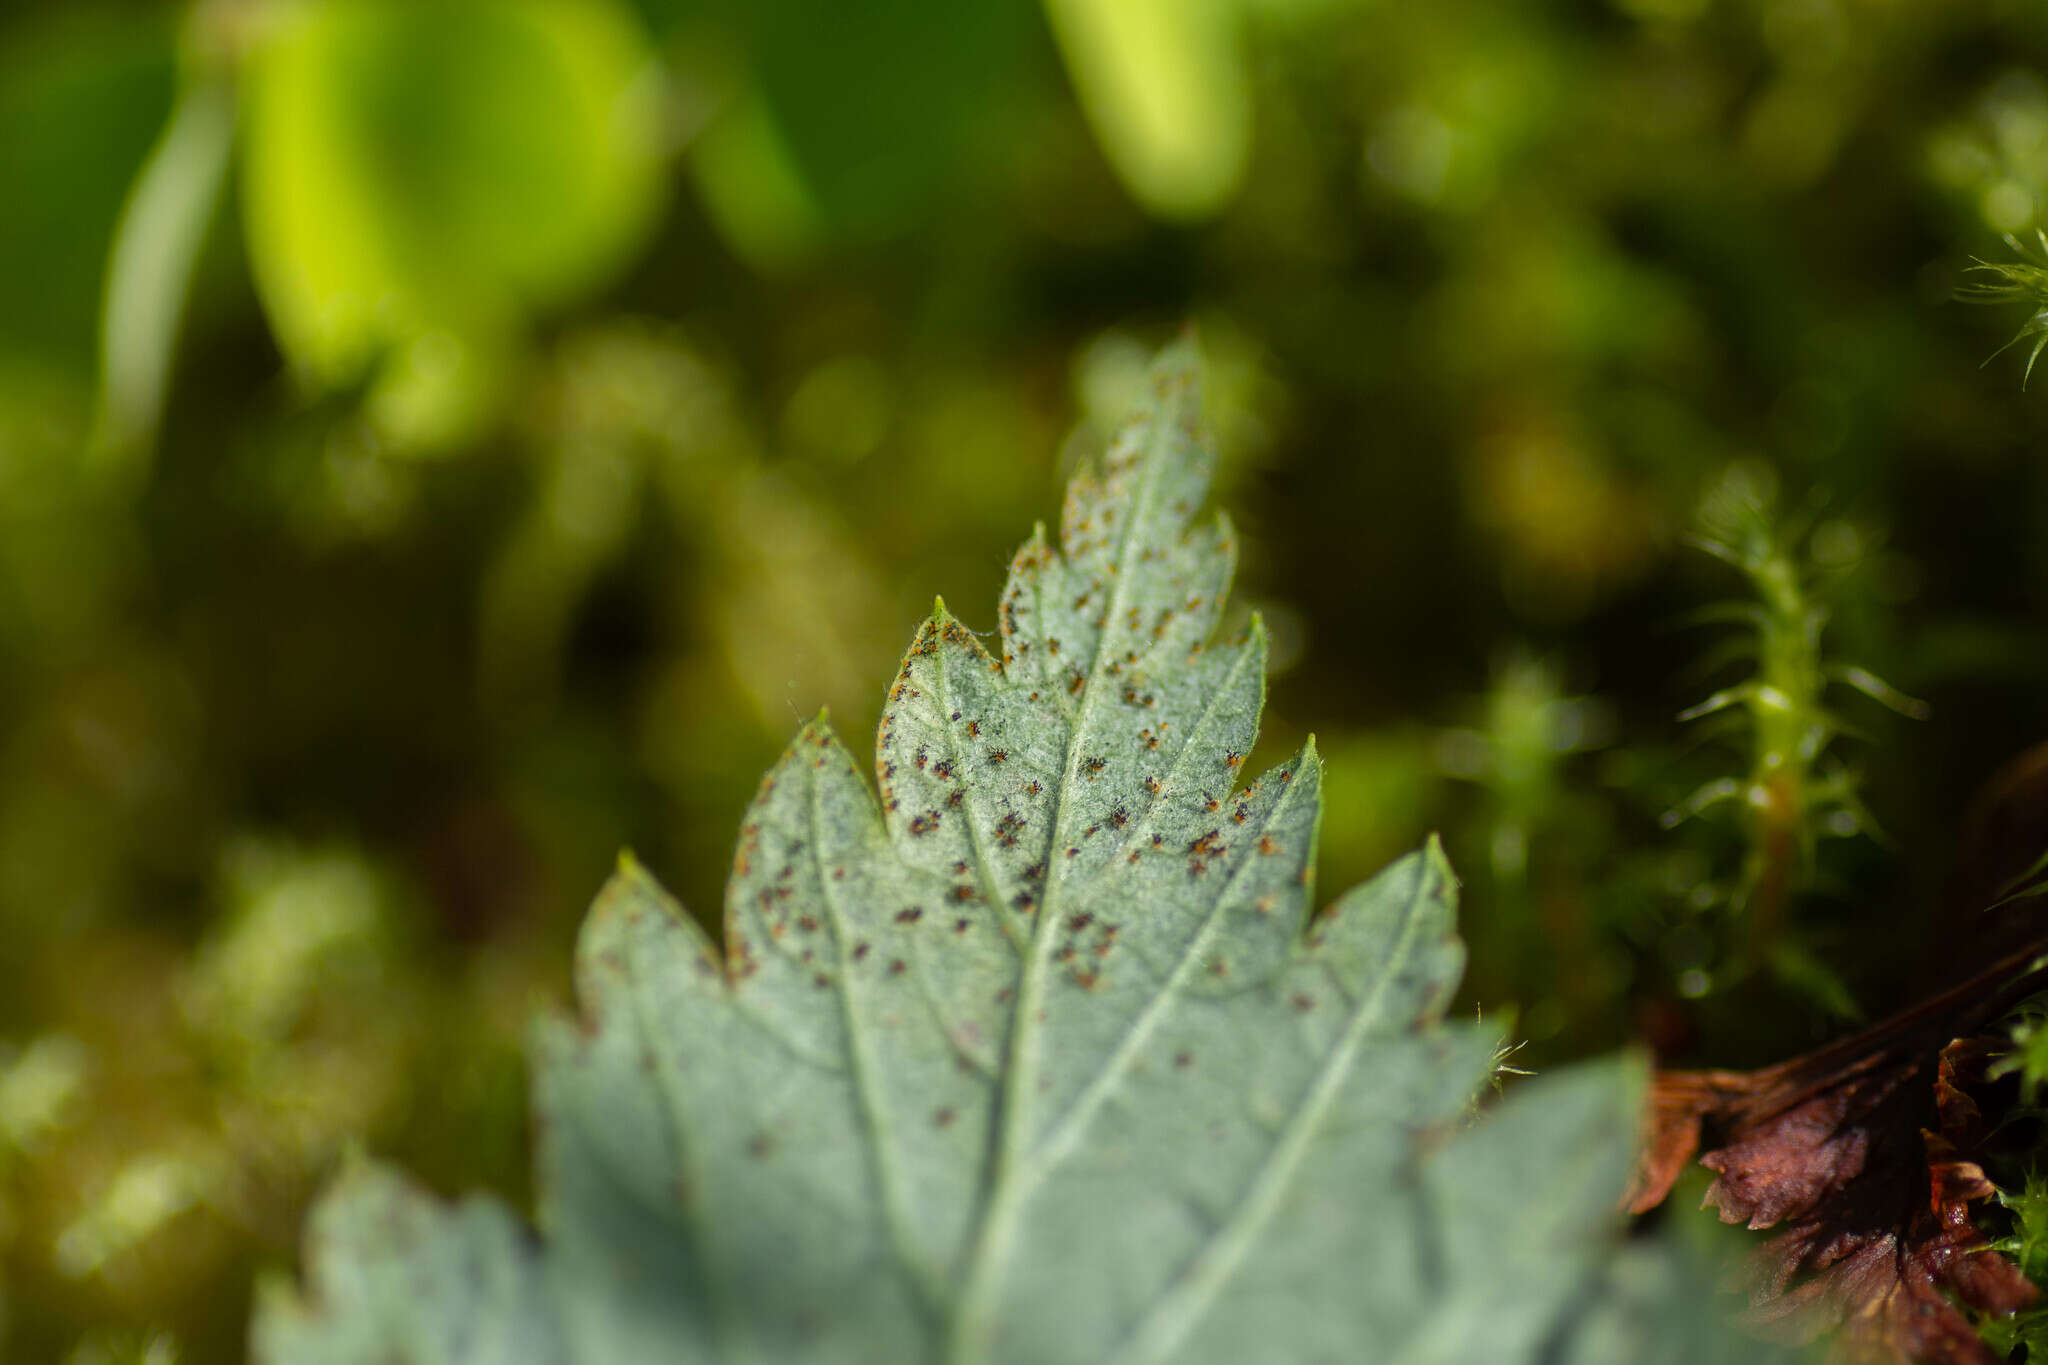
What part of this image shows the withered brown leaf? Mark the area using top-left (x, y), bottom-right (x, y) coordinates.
top-left (1629, 950), bottom-right (2048, 1365)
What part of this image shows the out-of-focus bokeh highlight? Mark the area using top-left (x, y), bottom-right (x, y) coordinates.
top-left (4, 0), bottom-right (2048, 1358)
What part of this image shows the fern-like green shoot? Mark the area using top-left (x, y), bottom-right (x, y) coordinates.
top-left (1667, 466), bottom-right (1922, 989)
top-left (1958, 229), bottom-right (2048, 388)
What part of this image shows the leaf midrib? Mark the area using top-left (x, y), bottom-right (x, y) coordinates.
top-left (947, 398), bottom-right (1187, 1361)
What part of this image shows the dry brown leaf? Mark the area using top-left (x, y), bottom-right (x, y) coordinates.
top-left (1629, 953), bottom-right (2048, 1364)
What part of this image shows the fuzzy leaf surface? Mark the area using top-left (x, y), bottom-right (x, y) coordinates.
top-left (256, 343), bottom-right (1764, 1364)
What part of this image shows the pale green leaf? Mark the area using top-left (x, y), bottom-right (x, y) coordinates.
top-left (91, 73), bottom-right (235, 478)
top-left (255, 342), bottom-right (1774, 1364)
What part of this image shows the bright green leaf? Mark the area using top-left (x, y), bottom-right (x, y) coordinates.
top-left (255, 343), bottom-right (1773, 1363)
top-left (239, 0), bottom-right (666, 448)
top-left (1043, 0), bottom-right (1251, 220)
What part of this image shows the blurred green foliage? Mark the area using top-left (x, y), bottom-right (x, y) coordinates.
top-left (2, 0), bottom-right (2048, 1358)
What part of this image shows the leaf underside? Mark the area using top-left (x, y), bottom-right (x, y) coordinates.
top-left (255, 342), bottom-right (1767, 1364)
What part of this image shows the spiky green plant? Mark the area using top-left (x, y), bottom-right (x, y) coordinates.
top-left (1958, 229), bottom-right (2048, 388)
top-left (1665, 466), bottom-right (1923, 1002)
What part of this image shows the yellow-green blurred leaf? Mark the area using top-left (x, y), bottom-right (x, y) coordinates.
top-left (240, 0), bottom-right (667, 449)
top-left (1043, 0), bottom-right (1250, 220)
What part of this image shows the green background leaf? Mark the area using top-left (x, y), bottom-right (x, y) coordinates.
top-left (0, 7), bottom-right (175, 380)
top-left (239, 0), bottom-right (666, 447)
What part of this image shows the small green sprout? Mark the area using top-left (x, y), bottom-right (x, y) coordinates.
top-left (1667, 466), bottom-right (1924, 983)
top-left (1434, 652), bottom-right (1612, 896)
top-left (1981, 1169), bottom-right (2048, 1358)
top-left (1958, 229), bottom-right (2048, 387)
top-left (1990, 985), bottom-right (2048, 1101)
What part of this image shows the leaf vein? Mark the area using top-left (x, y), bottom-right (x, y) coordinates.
top-left (1103, 855), bottom-right (1440, 1365)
